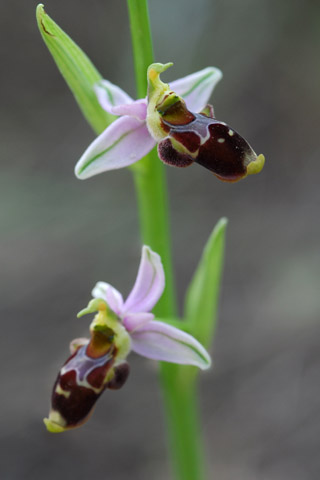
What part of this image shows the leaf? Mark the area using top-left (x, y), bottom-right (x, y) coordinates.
top-left (184, 217), bottom-right (228, 349)
top-left (36, 4), bottom-right (113, 134)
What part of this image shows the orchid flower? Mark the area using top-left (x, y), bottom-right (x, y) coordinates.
top-left (75, 63), bottom-right (265, 182)
top-left (75, 65), bottom-right (223, 179)
top-left (44, 246), bottom-right (211, 433)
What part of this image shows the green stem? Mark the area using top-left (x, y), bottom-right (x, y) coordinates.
top-left (161, 369), bottom-right (207, 480)
top-left (127, 2), bottom-right (207, 480)
top-left (127, 0), bottom-right (153, 100)
top-left (127, 0), bottom-right (176, 318)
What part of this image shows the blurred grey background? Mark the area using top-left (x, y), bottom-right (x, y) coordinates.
top-left (1, 0), bottom-right (320, 479)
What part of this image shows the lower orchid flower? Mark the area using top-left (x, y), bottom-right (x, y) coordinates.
top-left (44, 246), bottom-right (211, 433)
top-left (75, 62), bottom-right (264, 182)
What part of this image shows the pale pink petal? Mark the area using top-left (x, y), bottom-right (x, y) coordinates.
top-left (123, 246), bottom-right (165, 314)
top-left (130, 320), bottom-right (211, 369)
top-left (123, 312), bottom-right (154, 332)
top-left (95, 79), bottom-right (147, 120)
top-left (69, 337), bottom-right (89, 354)
top-left (75, 116), bottom-right (156, 179)
top-left (94, 79), bottom-right (133, 113)
top-left (170, 67), bottom-right (223, 113)
top-left (111, 99), bottom-right (147, 121)
top-left (92, 282), bottom-right (124, 315)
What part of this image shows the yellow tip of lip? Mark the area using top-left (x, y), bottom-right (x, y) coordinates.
top-left (43, 417), bottom-right (66, 433)
top-left (247, 153), bottom-right (265, 176)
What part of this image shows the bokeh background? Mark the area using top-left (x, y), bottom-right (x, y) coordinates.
top-left (1, 0), bottom-right (320, 479)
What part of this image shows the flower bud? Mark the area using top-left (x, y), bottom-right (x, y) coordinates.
top-left (146, 63), bottom-right (265, 182)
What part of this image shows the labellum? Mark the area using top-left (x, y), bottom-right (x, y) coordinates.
top-left (44, 327), bottom-right (129, 433)
top-left (147, 63), bottom-right (265, 182)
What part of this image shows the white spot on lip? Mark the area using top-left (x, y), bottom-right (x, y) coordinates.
top-left (56, 384), bottom-right (71, 399)
top-left (217, 138), bottom-right (225, 143)
top-left (228, 129), bottom-right (234, 136)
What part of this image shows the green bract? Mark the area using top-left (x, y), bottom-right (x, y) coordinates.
top-left (184, 218), bottom-right (228, 349)
top-left (36, 4), bottom-right (113, 134)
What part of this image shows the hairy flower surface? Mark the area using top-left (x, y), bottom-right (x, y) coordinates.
top-left (75, 63), bottom-right (264, 182)
top-left (44, 246), bottom-right (211, 433)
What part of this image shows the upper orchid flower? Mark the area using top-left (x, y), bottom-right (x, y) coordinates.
top-left (75, 63), bottom-right (265, 182)
top-left (147, 63), bottom-right (265, 182)
top-left (44, 246), bottom-right (211, 433)
top-left (75, 64), bottom-right (223, 179)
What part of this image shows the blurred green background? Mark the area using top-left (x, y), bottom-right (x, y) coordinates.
top-left (1, 0), bottom-right (320, 479)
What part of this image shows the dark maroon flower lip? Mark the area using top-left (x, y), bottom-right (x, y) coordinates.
top-left (158, 109), bottom-right (263, 182)
top-left (45, 337), bottom-right (131, 432)
top-left (145, 62), bottom-right (265, 182)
